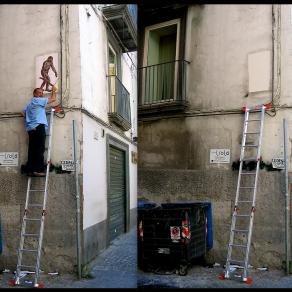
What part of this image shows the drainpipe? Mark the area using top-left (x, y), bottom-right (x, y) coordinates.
top-left (283, 119), bottom-right (290, 275)
top-left (73, 120), bottom-right (82, 279)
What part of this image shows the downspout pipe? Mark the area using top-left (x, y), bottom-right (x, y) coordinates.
top-left (73, 120), bottom-right (82, 279)
top-left (283, 119), bottom-right (290, 275)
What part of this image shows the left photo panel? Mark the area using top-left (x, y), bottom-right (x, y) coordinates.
top-left (0, 4), bottom-right (137, 288)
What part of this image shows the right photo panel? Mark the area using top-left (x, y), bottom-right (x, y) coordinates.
top-left (137, 3), bottom-right (292, 289)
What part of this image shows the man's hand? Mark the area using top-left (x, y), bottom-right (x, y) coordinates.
top-left (20, 112), bottom-right (25, 117)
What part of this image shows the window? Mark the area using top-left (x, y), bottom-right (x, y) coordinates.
top-left (142, 19), bottom-right (180, 104)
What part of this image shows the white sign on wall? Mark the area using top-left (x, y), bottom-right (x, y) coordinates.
top-left (272, 158), bottom-right (285, 169)
top-left (60, 160), bottom-right (75, 171)
top-left (0, 152), bottom-right (19, 166)
top-left (210, 149), bottom-right (230, 164)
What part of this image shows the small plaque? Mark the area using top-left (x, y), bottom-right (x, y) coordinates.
top-left (60, 160), bottom-right (75, 171)
top-left (210, 149), bottom-right (230, 163)
top-left (0, 152), bottom-right (18, 166)
top-left (272, 158), bottom-right (284, 169)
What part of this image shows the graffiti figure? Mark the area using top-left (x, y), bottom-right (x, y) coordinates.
top-left (39, 56), bottom-right (58, 92)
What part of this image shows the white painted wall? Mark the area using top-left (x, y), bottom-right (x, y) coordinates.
top-left (82, 115), bottom-right (108, 228)
top-left (79, 5), bottom-right (137, 229)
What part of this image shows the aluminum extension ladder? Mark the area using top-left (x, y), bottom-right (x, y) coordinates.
top-left (220, 104), bottom-right (267, 284)
top-left (12, 108), bottom-right (55, 288)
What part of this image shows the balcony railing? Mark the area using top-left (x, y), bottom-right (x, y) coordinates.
top-left (101, 4), bottom-right (137, 52)
top-left (108, 75), bottom-right (131, 131)
top-left (138, 60), bottom-right (189, 114)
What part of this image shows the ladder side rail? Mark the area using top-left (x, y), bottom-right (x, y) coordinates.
top-left (235, 109), bottom-right (250, 206)
top-left (242, 105), bottom-right (265, 280)
top-left (42, 108), bottom-right (54, 211)
top-left (15, 177), bottom-right (32, 284)
top-left (34, 108), bottom-right (55, 287)
top-left (225, 109), bottom-right (249, 278)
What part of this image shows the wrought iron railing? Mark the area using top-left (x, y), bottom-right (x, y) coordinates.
top-left (138, 60), bottom-right (189, 106)
top-left (108, 75), bottom-right (131, 131)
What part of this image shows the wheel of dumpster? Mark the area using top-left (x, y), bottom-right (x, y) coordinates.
top-left (179, 264), bottom-right (188, 276)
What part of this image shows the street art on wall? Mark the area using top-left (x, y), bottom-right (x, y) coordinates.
top-left (35, 53), bottom-right (58, 92)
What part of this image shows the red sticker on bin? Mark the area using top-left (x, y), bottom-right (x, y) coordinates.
top-left (170, 226), bottom-right (181, 241)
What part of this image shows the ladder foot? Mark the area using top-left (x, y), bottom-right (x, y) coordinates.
top-left (35, 283), bottom-right (44, 288)
top-left (245, 277), bottom-right (252, 285)
top-left (219, 272), bottom-right (225, 280)
top-left (9, 279), bottom-right (16, 287)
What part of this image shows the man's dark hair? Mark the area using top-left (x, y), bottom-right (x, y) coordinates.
top-left (33, 88), bottom-right (42, 95)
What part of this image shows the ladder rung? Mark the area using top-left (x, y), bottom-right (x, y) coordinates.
top-left (20, 249), bottom-right (38, 253)
top-left (24, 218), bottom-right (41, 221)
top-left (18, 265), bottom-right (36, 270)
top-left (246, 119), bottom-right (261, 122)
top-left (23, 233), bottom-right (39, 237)
top-left (235, 214), bottom-right (250, 217)
top-left (28, 204), bottom-right (43, 207)
top-left (229, 243), bottom-right (247, 248)
top-left (229, 259), bottom-right (245, 264)
top-left (244, 132), bottom-right (260, 134)
top-left (230, 244), bottom-right (247, 248)
top-left (232, 229), bottom-right (249, 233)
top-left (29, 190), bottom-right (45, 192)
top-left (239, 186), bottom-right (255, 189)
top-left (237, 200), bottom-right (253, 203)
top-left (242, 157), bottom-right (258, 161)
top-left (242, 145), bottom-right (258, 147)
top-left (18, 270), bottom-right (35, 274)
top-left (241, 172), bottom-right (256, 175)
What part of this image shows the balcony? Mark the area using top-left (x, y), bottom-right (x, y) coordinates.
top-left (138, 60), bottom-right (189, 117)
top-left (108, 75), bottom-right (131, 131)
top-left (101, 4), bottom-right (137, 52)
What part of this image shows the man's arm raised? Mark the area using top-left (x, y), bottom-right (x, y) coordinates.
top-left (48, 86), bottom-right (57, 104)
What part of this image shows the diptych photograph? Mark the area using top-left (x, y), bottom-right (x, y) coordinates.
top-left (0, 3), bottom-right (292, 289)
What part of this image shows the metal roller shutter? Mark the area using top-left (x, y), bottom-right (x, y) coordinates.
top-left (109, 145), bottom-right (126, 242)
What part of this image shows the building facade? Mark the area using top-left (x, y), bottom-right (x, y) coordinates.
top-left (138, 4), bottom-right (292, 269)
top-left (0, 4), bottom-right (137, 273)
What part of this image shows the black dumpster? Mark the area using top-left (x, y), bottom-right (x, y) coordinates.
top-left (138, 202), bottom-right (212, 275)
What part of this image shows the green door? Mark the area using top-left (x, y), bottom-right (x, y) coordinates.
top-left (109, 145), bottom-right (126, 242)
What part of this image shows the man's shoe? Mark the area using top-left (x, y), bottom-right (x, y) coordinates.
top-left (33, 172), bottom-right (46, 177)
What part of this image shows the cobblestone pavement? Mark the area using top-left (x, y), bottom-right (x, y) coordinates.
top-left (0, 228), bottom-right (137, 288)
top-left (138, 262), bottom-right (292, 288)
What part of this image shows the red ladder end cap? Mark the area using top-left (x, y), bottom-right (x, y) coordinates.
top-left (219, 272), bottom-right (225, 280)
top-left (9, 279), bottom-right (16, 287)
top-left (242, 106), bottom-right (246, 112)
top-left (265, 103), bottom-right (271, 110)
top-left (246, 277), bottom-right (252, 285)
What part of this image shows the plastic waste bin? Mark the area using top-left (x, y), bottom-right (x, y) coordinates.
top-left (138, 202), bottom-right (212, 275)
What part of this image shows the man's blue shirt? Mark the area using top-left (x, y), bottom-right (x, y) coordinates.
top-left (23, 97), bottom-right (48, 131)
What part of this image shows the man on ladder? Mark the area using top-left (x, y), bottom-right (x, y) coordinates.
top-left (11, 86), bottom-right (58, 288)
top-left (20, 86), bottom-right (57, 176)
